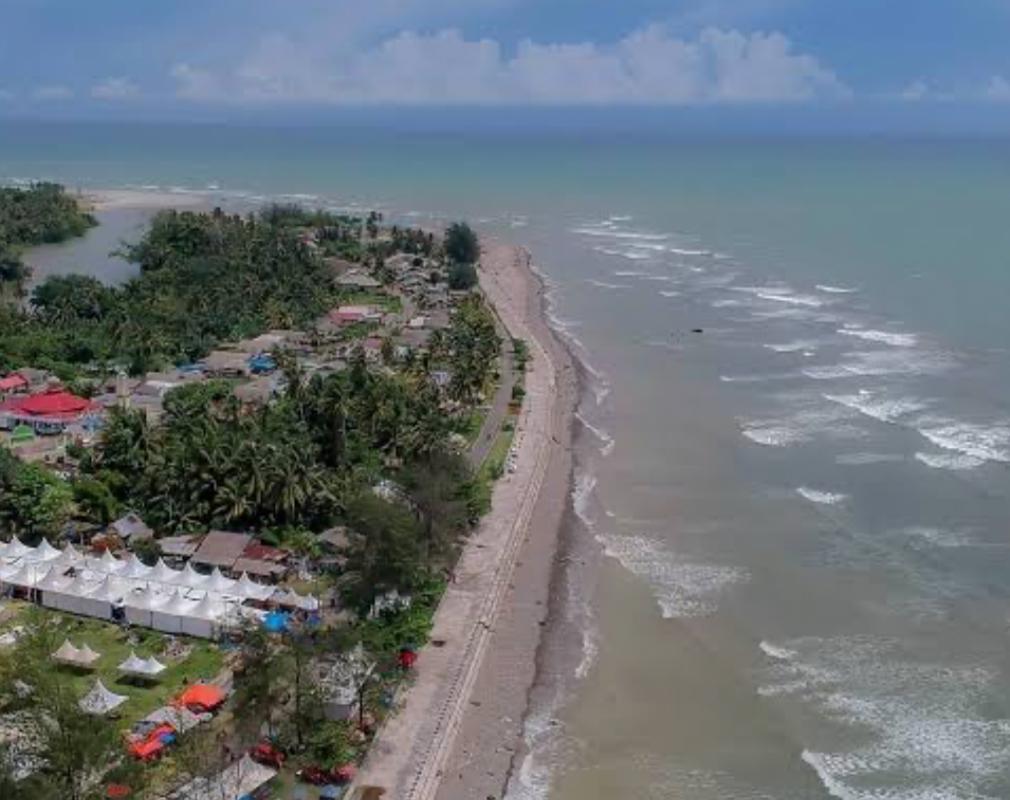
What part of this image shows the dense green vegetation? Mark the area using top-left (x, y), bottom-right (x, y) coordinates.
top-left (0, 183), bottom-right (96, 300)
top-left (443, 221), bottom-right (480, 265)
top-left (0, 206), bottom-right (336, 377)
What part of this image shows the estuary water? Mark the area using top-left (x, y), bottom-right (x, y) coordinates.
top-left (3, 122), bottom-right (1010, 800)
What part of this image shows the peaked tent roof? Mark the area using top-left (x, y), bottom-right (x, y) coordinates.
top-left (237, 572), bottom-right (275, 601)
top-left (206, 567), bottom-right (237, 593)
top-left (1, 537), bottom-right (33, 559)
top-left (99, 549), bottom-right (124, 572)
top-left (79, 679), bottom-right (128, 715)
top-left (118, 650), bottom-right (165, 676)
top-left (33, 539), bottom-right (61, 561)
top-left (119, 553), bottom-right (153, 580)
top-left (149, 558), bottom-right (182, 584)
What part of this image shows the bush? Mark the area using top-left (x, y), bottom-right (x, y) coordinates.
top-left (448, 262), bottom-right (478, 291)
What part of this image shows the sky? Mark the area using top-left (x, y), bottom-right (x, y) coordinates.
top-left (4, 0), bottom-right (1010, 128)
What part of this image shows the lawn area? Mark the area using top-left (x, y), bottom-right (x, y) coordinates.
top-left (470, 427), bottom-right (516, 515)
top-left (337, 290), bottom-right (401, 313)
top-left (0, 600), bottom-right (224, 729)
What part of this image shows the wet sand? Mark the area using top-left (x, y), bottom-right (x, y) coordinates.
top-left (356, 242), bottom-right (576, 800)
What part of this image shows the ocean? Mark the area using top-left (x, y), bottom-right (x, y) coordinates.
top-left (4, 121), bottom-right (1010, 800)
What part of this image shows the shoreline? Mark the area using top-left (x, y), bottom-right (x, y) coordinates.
top-left (355, 241), bottom-right (577, 800)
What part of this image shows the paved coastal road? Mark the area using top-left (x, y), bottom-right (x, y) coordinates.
top-left (467, 309), bottom-right (516, 468)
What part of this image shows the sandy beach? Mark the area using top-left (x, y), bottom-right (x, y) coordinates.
top-left (86, 188), bottom-right (211, 211)
top-left (356, 241), bottom-right (576, 800)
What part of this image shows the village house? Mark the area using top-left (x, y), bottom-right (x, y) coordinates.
top-left (334, 269), bottom-right (381, 290)
top-left (329, 305), bottom-right (383, 327)
top-left (200, 350), bottom-right (252, 378)
top-left (0, 387), bottom-right (103, 436)
top-left (191, 531), bottom-right (290, 581)
top-left (109, 512), bottom-right (154, 543)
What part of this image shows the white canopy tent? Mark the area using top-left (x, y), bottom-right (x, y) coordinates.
top-left (52, 639), bottom-right (101, 668)
top-left (166, 754), bottom-right (276, 800)
top-left (151, 589), bottom-right (198, 634)
top-left (118, 650), bottom-right (166, 678)
top-left (79, 679), bottom-right (128, 715)
top-left (0, 537), bottom-right (34, 562)
top-left (273, 588), bottom-right (320, 612)
top-left (119, 553), bottom-right (154, 580)
top-left (236, 572), bottom-right (275, 601)
top-left (149, 558), bottom-right (182, 584)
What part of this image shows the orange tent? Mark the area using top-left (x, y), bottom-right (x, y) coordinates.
top-left (175, 683), bottom-right (226, 712)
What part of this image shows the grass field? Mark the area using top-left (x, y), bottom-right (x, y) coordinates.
top-left (1, 601), bottom-right (224, 728)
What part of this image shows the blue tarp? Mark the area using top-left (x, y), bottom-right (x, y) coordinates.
top-left (248, 354), bottom-right (277, 374)
top-left (263, 611), bottom-right (289, 633)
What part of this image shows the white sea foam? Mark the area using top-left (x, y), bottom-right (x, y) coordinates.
top-left (915, 418), bottom-right (1010, 464)
top-left (755, 291), bottom-right (825, 308)
top-left (763, 339), bottom-right (820, 353)
top-left (802, 350), bottom-right (951, 380)
top-left (835, 452), bottom-right (906, 466)
top-left (659, 290), bottom-right (681, 298)
top-left (667, 247), bottom-right (711, 256)
top-left (740, 401), bottom-right (865, 448)
top-left (762, 637), bottom-right (1010, 800)
top-left (572, 226), bottom-right (671, 241)
top-left (571, 471), bottom-right (599, 531)
top-left (900, 526), bottom-right (974, 548)
top-left (593, 245), bottom-right (652, 261)
top-left (598, 534), bottom-right (746, 618)
top-left (613, 270), bottom-right (646, 277)
top-left (816, 284), bottom-right (859, 294)
top-left (796, 487), bottom-right (848, 505)
top-left (838, 327), bottom-right (919, 347)
top-left (914, 451), bottom-right (987, 471)
top-left (823, 391), bottom-right (929, 424)
top-left (575, 411), bottom-right (615, 457)
top-left (586, 278), bottom-right (631, 290)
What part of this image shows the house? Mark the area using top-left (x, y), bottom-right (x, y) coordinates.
top-left (110, 513), bottom-right (154, 543)
top-left (201, 350), bottom-right (251, 378)
top-left (329, 305), bottom-right (383, 327)
top-left (233, 376), bottom-right (277, 408)
top-left (157, 535), bottom-right (201, 564)
top-left (232, 542), bottom-right (290, 581)
top-left (0, 372), bottom-right (29, 400)
top-left (191, 531), bottom-right (253, 571)
top-left (0, 388), bottom-right (102, 436)
top-left (361, 337), bottom-right (385, 362)
top-left (334, 269), bottom-right (381, 290)
top-left (394, 328), bottom-right (433, 354)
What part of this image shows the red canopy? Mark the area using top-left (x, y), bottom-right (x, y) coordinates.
top-left (18, 389), bottom-right (91, 416)
top-left (176, 684), bottom-right (226, 712)
top-left (0, 374), bottom-right (27, 392)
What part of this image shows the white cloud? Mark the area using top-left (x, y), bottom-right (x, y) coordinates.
top-left (91, 77), bottom-right (140, 100)
top-left (983, 75), bottom-right (1010, 101)
top-left (900, 79), bottom-right (929, 101)
top-left (0, 89), bottom-right (14, 102)
top-left (170, 25), bottom-right (847, 106)
top-left (33, 85), bottom-right (73, 101)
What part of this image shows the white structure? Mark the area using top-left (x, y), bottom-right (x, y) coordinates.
top-left (0, 541), bottom-right (317, 639)
top-left (118, 651), bottom-right (166, 678)
top-left (52, 639), bottom-right (101, 668)
top-left (79, 679), bottom-right (128, 715)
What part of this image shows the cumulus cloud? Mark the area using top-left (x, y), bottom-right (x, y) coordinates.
top-left (900, 79), bottom-right (929, 101)
top-left (170, 26), bottom-right (847, 105)
top-left (983, 75), bottom-right (1010, 101)
top-left (91, 77), bottom-right (140, 100)
top-left (33, 85), bottom-right (73, 101)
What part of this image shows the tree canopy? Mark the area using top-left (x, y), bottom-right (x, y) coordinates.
top-left (443, 222), bottom-right (479, 265)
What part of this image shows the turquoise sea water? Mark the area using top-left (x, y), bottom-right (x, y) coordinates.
top-left (3, 121), bottom-right (1010, 800)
